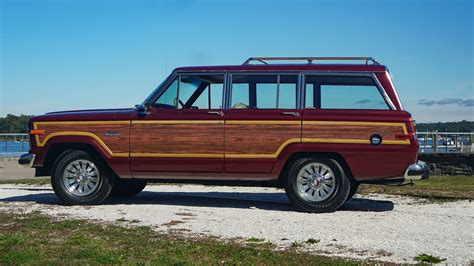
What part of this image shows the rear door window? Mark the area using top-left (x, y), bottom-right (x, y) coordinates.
top-left (231, 74), bottom-right (298, 109)
top-left (305, 75), bottom-right (390, 110)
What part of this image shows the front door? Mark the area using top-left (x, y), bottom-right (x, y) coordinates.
top-left (225, 73), bottom-right (302, 173)
top-left (130, 73), bottom-right (226, 177)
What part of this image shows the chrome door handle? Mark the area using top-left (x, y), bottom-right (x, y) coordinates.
top-left (207, 111), bottom-right (224, 116)
top-left (281, 111), bottom-right (300, 117)
top-left (105, 130), bottom-right (120, 137)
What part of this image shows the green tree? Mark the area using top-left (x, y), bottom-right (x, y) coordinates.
top-left (416, 120), bottom-right (474, 132)
top-left (0, 114), bottom-right (34, 133)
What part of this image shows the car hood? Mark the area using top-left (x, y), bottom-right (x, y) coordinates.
top-left (29, 108), bottom-right (136, 124)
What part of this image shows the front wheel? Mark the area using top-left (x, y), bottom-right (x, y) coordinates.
top-left (110, 179), bottom-right (147, 197)
top-left (285, 158), bottom-right (350, 213)
top-left (51, 150), bottom-right (114, 205)
top-left (345, 181), bottom-right (360, 202)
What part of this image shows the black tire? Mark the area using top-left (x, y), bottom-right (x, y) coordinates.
top-left (51, 150), bottom-right (114, 205)
top-left (285, 158), bottom-right (351, 213)
top-left (110, 179), bottom-right (147, 197)
top-left (345, 181), bottom-right (360, 202)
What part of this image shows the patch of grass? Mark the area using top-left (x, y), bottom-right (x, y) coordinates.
top-left (0, 178), bottom-right (50, 186)
top-left (359, 176), bottom-right (474, 201)
top-left (414, 253), bottom-right (446, 263)
top-left (115, 217), bottom-right (140, 224)
top-left (291, 241), bottom-right (304, 248)
top-left (1, 249), bottom-right (36, 264)
top-left (306, 238), bottom-right (320, 245)
top-left (247, 237), bottom-right (265, 243)
top-left (0, 211), bottom-right (357, 265)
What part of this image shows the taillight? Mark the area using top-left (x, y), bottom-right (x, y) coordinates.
top-left (395, 133), bottom-right (415, 140)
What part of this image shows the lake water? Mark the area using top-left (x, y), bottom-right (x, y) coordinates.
top-left (0, 141), bottom-right (30, 156)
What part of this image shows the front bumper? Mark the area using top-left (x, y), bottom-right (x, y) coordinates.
top-left (404, 160), bottom-right (429, 180)
top-left (18, 153), bottom-right (35, 168)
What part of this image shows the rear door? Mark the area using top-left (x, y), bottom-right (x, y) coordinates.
top-left (224, 73), bottom-right (302, 173)
top-left (301, 74), bottom-right (413, 180)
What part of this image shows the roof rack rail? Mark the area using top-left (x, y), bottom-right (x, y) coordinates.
top-left (242, 57), bottom-right (380, 65)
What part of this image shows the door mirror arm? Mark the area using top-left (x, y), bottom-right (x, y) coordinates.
top-left (135, 103), bottom-right (151, 117)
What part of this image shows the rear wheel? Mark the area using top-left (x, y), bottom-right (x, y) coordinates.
top-left (285, 158), bottom-right (350, 213)
top-left (110, 179), bottom-right (147, 197)
top-left (51, 150), bottom-right (114, 205)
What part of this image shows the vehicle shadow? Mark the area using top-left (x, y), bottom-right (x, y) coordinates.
top-left (0, 187), bottom-right (394, 212)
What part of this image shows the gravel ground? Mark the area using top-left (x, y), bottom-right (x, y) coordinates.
top-left (0, 184), bottom-right (473, 264)
top-left (0, 159), bottom-right (35, 180)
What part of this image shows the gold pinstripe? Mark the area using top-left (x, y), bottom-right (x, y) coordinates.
top-left (32, 120), bottom-right (411, 158)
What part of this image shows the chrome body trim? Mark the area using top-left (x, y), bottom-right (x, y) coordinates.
top-left (18, 153), bottom-right (35, 168)
top-left (404, 160), bottom-right (429, 180)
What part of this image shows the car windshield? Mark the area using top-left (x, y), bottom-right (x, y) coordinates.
top-left (141, 74), bottom-right (174, 106)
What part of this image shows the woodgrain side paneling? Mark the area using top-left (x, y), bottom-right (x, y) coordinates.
top-left (225, 123), bottom-right (301, 158)
top-left (130, 123), bottom-right (224, 156)
top-left (303, 122), bottom-right (406, 144)
top-left (33, 120), bottom-right (409, 161)
top-left (34, 123), bottom-right (130, 155)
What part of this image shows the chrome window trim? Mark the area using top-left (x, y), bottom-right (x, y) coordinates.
top-left (222, 73), bottom-right (230, 110)
top-left (227, 74), bottom-right (233, 110)
top-left (385, 70), bottom-right (403, 110)
top-left (299, 73), bottom-right (305, 109)
top-left (300, 71), bottom-right (396, 110)
top-left (149, 70), bottom-right (396, 111)
top-left (176, 75), bottom-right (182, 109)
top-left (276, 75), bottom-right (280, 108)
top-left (373, 73), bottom-right (397, 111)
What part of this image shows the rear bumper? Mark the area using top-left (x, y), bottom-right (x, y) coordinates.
top-left (18, 153), bottom-right (35, 168)
top-left (404, 160), bottom-right (429, 180)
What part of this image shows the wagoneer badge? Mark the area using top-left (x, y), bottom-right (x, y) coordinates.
top-left (370, 134), bottom-right (382, 145)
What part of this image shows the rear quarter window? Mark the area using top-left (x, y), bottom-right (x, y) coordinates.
top-left (305, 75), bottom-right (390, 110)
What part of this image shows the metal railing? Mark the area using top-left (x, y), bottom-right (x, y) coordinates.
top-left (416, 132), bottom-right (474, 153)
top-left (0, 133), bottom-right (30, 156)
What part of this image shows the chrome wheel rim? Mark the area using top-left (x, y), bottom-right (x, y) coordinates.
top-left (62, 159), bottom-right (100, 197)
top-left (296, 163), bottom-right (336, 202)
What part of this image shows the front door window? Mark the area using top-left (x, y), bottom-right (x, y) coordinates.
top-left (151, 74), bottom-right (224, 110)
top-left (178, 75), bottom-right (224, 109)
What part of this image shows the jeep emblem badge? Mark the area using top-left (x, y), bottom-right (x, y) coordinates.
top-left (370, 134), bottom-right (382, 145)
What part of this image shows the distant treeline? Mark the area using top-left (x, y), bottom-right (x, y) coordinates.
top-left (415, 120), bottom-right (474, 132)
top-left (0, 114), bottom-right (33, 133)
top-left (0, 113), bottom-right (473, 133)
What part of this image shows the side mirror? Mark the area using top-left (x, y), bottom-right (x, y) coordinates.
top-left (135, 103), bottom-right (150, 117)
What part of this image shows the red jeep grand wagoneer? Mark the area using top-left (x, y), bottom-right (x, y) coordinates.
top-left (19, 57), bottom-right (428, 212)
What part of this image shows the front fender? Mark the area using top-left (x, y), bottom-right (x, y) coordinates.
top-left (31, 135), bottom-right (131, 178)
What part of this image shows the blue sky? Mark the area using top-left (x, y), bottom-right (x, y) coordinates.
top-left (1, 0), bottom-right (473, 122)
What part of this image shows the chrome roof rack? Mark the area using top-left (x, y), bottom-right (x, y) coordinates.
top-left (242, 57), bottom-right (380, 65)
